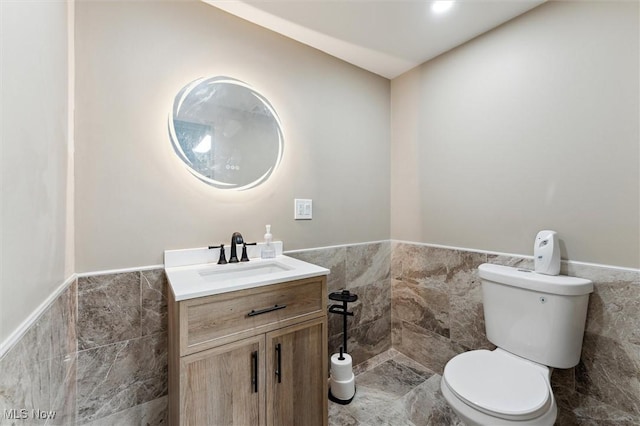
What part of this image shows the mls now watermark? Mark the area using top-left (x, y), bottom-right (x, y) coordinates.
top-left (3, 409), bottom-right (57, 420)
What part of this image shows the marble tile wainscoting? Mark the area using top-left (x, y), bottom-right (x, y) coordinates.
top-left (2, 240), bottom-right (638, 425)
top-left (75, 270), bottom-right (168, 425)
top-left (0, 242), bottom-right (391, 426)
top-left (288, 241), bottom-right (392, 365)
top-left (74, 242), bottom-right (393, 423)
top-left (391, 241), bottom-right (640, 425)
top-left (0, 279), bottom-right (77, 426)
top-left (0, 269), bottom-right (169, 426)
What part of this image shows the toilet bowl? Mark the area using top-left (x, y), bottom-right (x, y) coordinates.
top-left (440, 349), bottom-right (557, 426)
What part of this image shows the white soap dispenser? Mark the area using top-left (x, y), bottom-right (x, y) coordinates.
top-left (261, 224), bottom-right (276, 259)
top-left (534, 230), bottom-right (560, 275)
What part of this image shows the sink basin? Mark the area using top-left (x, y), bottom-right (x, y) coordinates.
top-left (198, 261), bottom-right (293, 281)
top-left (164, 245), bottom-right (329, 301)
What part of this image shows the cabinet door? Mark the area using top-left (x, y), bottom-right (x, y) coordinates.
top-left (266, 317), bottom-right (328, 426)
top-left (180, 335), bottom-right (265, 426)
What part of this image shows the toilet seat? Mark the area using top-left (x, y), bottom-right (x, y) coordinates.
top-left (442, 349), bottom-right (552, 421)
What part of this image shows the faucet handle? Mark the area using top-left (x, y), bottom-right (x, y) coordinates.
top-left (241, 242), bottom-right (257, 262)
top-left (208, 244), bottom-right (227, 264)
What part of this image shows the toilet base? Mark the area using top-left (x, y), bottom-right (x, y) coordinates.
top-left (440, 376), bottom-right (557, 426)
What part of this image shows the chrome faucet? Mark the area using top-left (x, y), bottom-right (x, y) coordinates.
top-left (229, 232), bottom-right (244, 263)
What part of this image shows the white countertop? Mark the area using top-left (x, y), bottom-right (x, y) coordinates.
top-left (165, 247), bottom-right (329, 301)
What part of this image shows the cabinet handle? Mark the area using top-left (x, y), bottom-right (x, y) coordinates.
top-left (251, 350), bottom-right (258, 393)
top-left (275, 343), bottom-right (282, 383)
top-left (247, 304), bottom-right (287, 317)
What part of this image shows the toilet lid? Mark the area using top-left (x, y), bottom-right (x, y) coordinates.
top-left (443, 350), bottom-right (552, 421)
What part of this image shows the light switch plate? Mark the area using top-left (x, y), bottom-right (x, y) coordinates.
top-left (294, 199), bottom-right (312, 220)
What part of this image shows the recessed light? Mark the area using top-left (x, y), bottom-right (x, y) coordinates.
top-left (432, 1), bottom-right (454, 14)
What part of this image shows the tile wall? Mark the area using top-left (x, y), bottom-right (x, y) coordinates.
top-left (0, 281), bottom-right (77, 426)
top-left (0, 242), bottom-right (391, 425)
top-left (391, 241), bottom-right (640, 425)
top-left (75, 270), bottom-right (168, 425)
top-left (1, 240), bottom-right (637, 425)
top-left (0, 270), bottom-right (169, 426)
top-left (288, 241), bottom-right (392, 364)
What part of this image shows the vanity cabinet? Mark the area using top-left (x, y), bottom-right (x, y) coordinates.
top-left (168, 276), bottom-right (328, 426)
top-left (266, 318), bottom-right (326, 425)
top-left (179, 335), bottom-right (265, 425)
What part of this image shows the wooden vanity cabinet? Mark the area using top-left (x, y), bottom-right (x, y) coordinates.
top-left (266, 318), bottom-right (326, 426)
top-left (168, 276), bottom-right (328, 426)
top-left (179, 336), bottom-right (265, 425)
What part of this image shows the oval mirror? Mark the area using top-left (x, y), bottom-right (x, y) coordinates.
top-left (168, 77), bottom-right (284, 190)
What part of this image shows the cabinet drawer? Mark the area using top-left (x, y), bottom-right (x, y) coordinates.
top-left (179, 276), bottom-right (326, 355)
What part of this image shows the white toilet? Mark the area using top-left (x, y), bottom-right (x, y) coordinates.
top-left (441, 263), bottom-right (593, 426)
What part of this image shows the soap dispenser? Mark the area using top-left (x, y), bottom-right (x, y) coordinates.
top-left (261, 225), bottom-right (276, 259)
top-left (534, 230), bottom-right (560, 275)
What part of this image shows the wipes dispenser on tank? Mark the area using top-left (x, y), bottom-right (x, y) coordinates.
top-left (328, 290), bottom-right (358, 404)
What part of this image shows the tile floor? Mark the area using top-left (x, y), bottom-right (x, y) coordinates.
top-left (328, 349), bottom-right (464, 426)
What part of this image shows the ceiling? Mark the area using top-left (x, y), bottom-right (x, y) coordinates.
top-left (203, 0), bottom-right (546, 79)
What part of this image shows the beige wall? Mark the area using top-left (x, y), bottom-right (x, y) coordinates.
top-left (391, 1), bottom-right (640, 268)
top-left (1, 0), bottom-right (637, 367)
top-left (75, 0), bottom-right (391, 272)
top-left (0, 1), bottom-right (71, 344)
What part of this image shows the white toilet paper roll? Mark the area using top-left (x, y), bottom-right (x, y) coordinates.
top-left (330, 373), bottom-right (355, 401)
top-left (330, 353), bottom-right (353, 381)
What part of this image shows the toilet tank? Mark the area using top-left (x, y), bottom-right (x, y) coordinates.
top-left (478, 264), bottom-right (593, 369)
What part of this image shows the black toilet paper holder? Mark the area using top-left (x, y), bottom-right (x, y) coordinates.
top-left (328, 289), bottom-right (358, 355)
